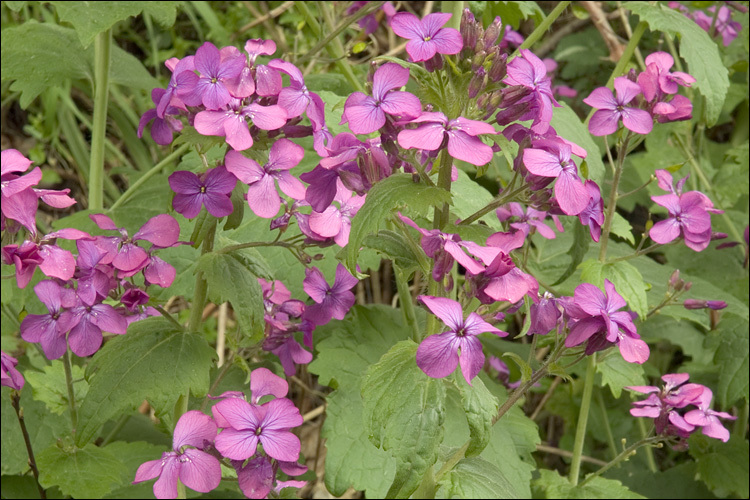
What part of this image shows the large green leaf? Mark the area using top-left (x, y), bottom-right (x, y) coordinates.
top-left (456, 374), bottom-right (499, 457)
top-left (50, 1), bottom-right (180, 47)
top-left (76, 317), bottom-right (215, 445)
top-left (361, 340), bottom-right (446, 498)
top-left (713, 314), bottom-right (749, 407)
top-left (103, 441), bottom-right (170, 499)
top-left (449, 169), bottom-right (501, 229)
top-left (1, 387), bottom-right (70, 475)
top-left (196, 251), bottom-right (267, 345)
top-left (436, 456), bottom-right (518, 499)
top-left (689, 435), bottom-right (749, 498)
top-left (37, 442), bottom-right (125, 498)
top-left (308, 305), bottom-right (412, 497)
top-left (550, 103), bottom-right (605, 184)
top-left (628, 2), bottom-right (729, 126)
top-left (346, 174), bottom-right (452, 273)
top-left (533, 469), bottom-right (646, 499)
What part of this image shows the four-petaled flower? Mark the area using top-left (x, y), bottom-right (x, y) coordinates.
top-left (417, 295), bottom-right (507, 385)
top-left (584, 76), bottom-right (653, 136)
top-left (168, 166), bottom-right (237, 219)
top-left (390, 12), bottom-right (463, 61)
top-left (302, 264), bottom-right (358, 326)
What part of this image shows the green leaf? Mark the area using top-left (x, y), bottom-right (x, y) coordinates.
top-left (24, 361), bottom-right (88, 415)
top-left (103, 441), bottom-right (170, 499)
top-left (346, 174), bottom-right (452, 273)
top-left (436, 456), bottom-right (519, 499)
top-left (533, 469), bottom-right (646, 499)
top-left (309, 305), bottom-right (412, 497)
top-left (628, 2), bottom-right (730, 126)
top-left (1, 387), bottom-right (70, 475)
top-left (712, 141), bottom-right (749, 207)
top-left (550, 103), bottom-right (605, 184)
top-left (76, 318), bottom-right (215, 446)
top-left (37, 442), bottom-right (125, 498)
top-left (596, 351), bottom-right (646, 398)
top-left (361, 340), bottom-right (447, 498)
top-left (455, 375), bottom-right (499, 457)
top-left (449, 169), bottom-right (501, 229)
top-left (689, 435), bottom-right (749, 498)
top-left (362, 230), bottom-right (419, 272)
top-left (553, 222), bottom-right (591, 286)
top-left (713, 314), bottom-right (749, 407)
top-left (197, 251), bottom-right (267, 345)
top-left (610, 213), bottom-right (635, 245)
top-left (487, 1), bottom-right (544, 29)
top-left (50, 1), bottom-right (179, 47)
top-left (579, 259), bottom-right (648, 319)
top-left (502, 351), bottom-right (533, 383)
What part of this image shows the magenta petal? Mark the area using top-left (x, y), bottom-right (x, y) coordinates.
top-left (618, 335), bottom-right (649, 364)
top-left (523, 148), bottom-right (562, 177)
top-left (173, 410), bottom-right (217, 450)
top-left (303, 267), bottom-right (328, 303)
top-left (555, 173), bottom-right (589, 215)
top-left (68, 320), bottom-right (103, 357)
top-left (215, 427), bottom-right (259, 460)
top-left (390, 12), bottom-right (423, 40)
top-left (430, 26), bottom-right (463, 55)
top-left (268, 138), bottom-right (304, 171)
top-left (172, 193), bottom-right (203, 219)
top-left (225, 150), bottom-right (264, 184)
top-left (457, 336), bottom-right (485, 385)
top-left (263, 396), bottom-right (304, 429)
top-left (565, 317), bottom-right (604, 347)
top-left (237, 456), bottom-right (274, 499)
top-left (245, 104), bottom-right (288, 130)
top-left (134, 214), bottom-right (180, 247)
top-left (574, 283), bottom-right (607, 316)
top-left (259, 429), bottom-right (301, 462)
top-left (372, 63), bottom-right (410, 99)
top-left (90, 304), bottom-right (128, 334)
top-left (277, 87), bottom-right (309, 118)
top-left (405, 39), bottom-right (438, 61)
top-left (250, 367), bottom-right (288, 402)
top-left (223, 115), bottom-right (253, 151)
top-left (113, 243), bottom-right (149, 273)
top-left (583, 87), bottom-right (617, 110)
top-left (309, 206), bottom-right (342, 238)
top-left (194, 110), bottom-right (230, 137)
top-left (621, 108), bottom-right (653, 135)
top-left (133, 458), bottom-right (164, 484)
top-left (203, 192), bottom-right (234, 218)
top-left (205, 166), bottom-right (237, 195)
top-left (1, 149), bottom-right (33, 175)
top-left (276, 172), bottom-right (306, 201)
top-left (417, 332), bottom-right (459, 379)
top-left (179, 449), bottom-right (221, 493)
top-left (447, 131), bottom-right (493, 166)
top-left (379, 91), bottom-right (422, 118)
top-left (420, 296), bottom-right (464, 330)
top-left (397, 123), bottom-right (445, 151)
top-left (153, 454), bottom-right (180, 499)
top-left (38, 245), bottom-right (76, 281)
top-left (613, 76), bottom-right (642, 105)
top-left (649, 219), bottom-right (681, 244)
top-left (246, 174), bottom-right (280, 219)
top-left (588, 109), bottom-right (620, 136)
top-left (169, 171), bottom-right (202, 195)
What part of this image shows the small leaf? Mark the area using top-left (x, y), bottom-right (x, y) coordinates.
top-left (553, 222), bottom-right (590, 286)
top-left (501, 352), bottom-right (532, 383)
top-left (533, 469), bottom-right (646, 499)
top-left (610, 212), bottom-right (635, 245)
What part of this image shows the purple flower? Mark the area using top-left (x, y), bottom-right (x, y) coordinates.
top-left (308, 183), bottom-right (365, 247)
top-left (527, 292), bottom-right (561, 335)
top-left (133, 411), bottom-right (221, 499)
top-left (20, 280), bottom-right (77, 360)
top-left (577, 180), bottom-right (605, 242)
top-left (176, 42), bottom-right (246, 110)
top-left (168, 166), bottom-right (237, 219)
top-left (417, 296), bottom-right (507, 385)
top-left (390, 12), bottom-right (463, 61)
top-left (302, 264), bottom-right (358, 326)
top-left (684, 387), bottom-right (737, 442)
top-left (194, 99), bottom-right (287, 151)
top-left (67, 293), bottom-right (129, 357)
top-left (225, 139), bottom-right (306, 218)
top-left (342, 63), bottom-right (422, 134)
top-left (469, 231), bottom-right (539, 304)
top-left (501, 49), bottom-right (559, 134)
top-left (627, 373), bottom-right (706, 437)
top-left (563, 280), bottom-right (647, 364)
top-left (397, 112), bottom-right (496, 166)
top-left (138, 88), bottom-right (185, 146)
top-left (1, 351), bottom-right (24, 390)
top-left (496, 202), bottom-right (564, 240)
top-left (650, 192), bottom-right (718, 252)
top-left (249, 367), bottom-right (288, 405)
top-left (584, 77), bottom-right (653, 136)
top-left (268, 59), bottom-right (326, 135)
top-left (213, 397), bottom-right (303, 462)
top-left (690, 5), bottom-right (743, 46)
top-left (522, 140), bottom-right (589, 216)
top-left (637, 52), bottom-right (695, 102)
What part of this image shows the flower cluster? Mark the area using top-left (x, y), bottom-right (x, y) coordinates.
top-left (134, 368), bottom-right (306, 499)
top-left (627, 373), bottom-right (736, 443)
top-left (669, 2), bottom-right (743, 46)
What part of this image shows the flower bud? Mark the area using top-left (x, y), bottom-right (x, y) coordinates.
top-left (706, 300), bottom-right (727, 310)
top-left (669, 269), bottom-right (685, 291)
top-left (460, 8), bottom-right (476, 49)
top-left (683, 299), bottom-right (707, 309)
top-left (488, 51), bottom-right (508, 82)
top-left (424, 53), bottom-right (444, 72)
top-left (468, 67), bottom-right (487, 98)
top-left (483, 16), bottom-right (503, 47)
top-left (471, 49), bottom-right (486, 71)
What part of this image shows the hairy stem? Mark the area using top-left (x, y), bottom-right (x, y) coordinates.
top-left (569, 354), bottom-right (596, 485)
top-left (89, 29), bottom-right (112, 211)
top-left (10, 392), bottom-right (46, 499)
top-left (395, 266), bottom-right (421, 343)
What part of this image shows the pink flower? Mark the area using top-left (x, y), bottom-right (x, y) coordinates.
top-left (302, 264), bottom-right (358, 326)
top-left (684, 387), bottom-right (737, 442)
top-left (168, 166), bottom-right (237, 219)
top-left (584, 77), bottom-right (653, 136)
top-left (1, 351), bottom-right (24, 391)
top-left (390, 12), bottom-right (463, 61)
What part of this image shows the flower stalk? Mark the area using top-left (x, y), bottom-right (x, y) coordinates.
top-left (569, 353), bottom-right (597, 485)
top-left (89, 29), bottom-right (112, 211)
top-left (10, 391), bottom-right (47, 499)
top-left (62, 350), bottom-right (78, 434)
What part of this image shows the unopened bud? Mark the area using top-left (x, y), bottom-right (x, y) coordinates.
top-left (488, 51), bottom-right (507, 82)
top-left (684, 281), bottom-right (693, 291)
top-left (313, 253), bottom-right (325, 261)
top-left (483, 16), bottom-right (503, 47)
top-left (471, 49), bottom-right (486, 71)
top-left (706, 300), bottom-right (727, 310)
top-left (683, 299), bottom-right (707, 310)
top-left (468, 67), bottom-right (487, 98)
top-left (669, 269), bottom-right (684, 290)
top-left (424, 53), bottom-right (444, 72)
top-left (460, 8), bottom-right (476, 49)
top-left (626, 68), bottom-right (638, 83)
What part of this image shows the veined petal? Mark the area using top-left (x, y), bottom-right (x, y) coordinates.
top-left (397, 123), bottom-right (445, 151)
top-left (390, 12), bottom-right (424, 39)
top-left (583, 87), bottom-right (618, 110)
top-left (168, 171), bottom-right (202, 195)
top-left (457, 336), bottom-right (485, 385)
top-left (618, 335), bottom-right (649, 364)
top-left (223, 115), bottom-right (253, 151)
top-left (565, 317), bottom-right (604, 346)
top-left (379, 91), bottom-right (422, 119)
top-left (134, 214), bottom-right (180, 247)
top-left (308, 206), bottom-right (342, 238)
top-left (523, 148), bottom-right (563, 177)
top-left (268, 138), bottom-right (304, 171)
top-left (152, 454), bottom-right (180, 499)
top-left (554, 171), bottom-right (589, 216)
top-left (259, 429), bottom-right (301, 462)
top-left (649, 218), bottom-right (681, 244)
top-left (225, 150), bottom-right (264, 185)
top-left (405, 39), bottom-right (438, 62)
top-left (614, 76), bottom-right (643, 105)
top-left (173, 410), bottom-right (217, 450)
top-left (574, 283), bottom-right (608, 316)
top-left (246, 174), bottom-right (280, 218)
top-left (179, 449), bottom-right (221, 493)
top-left (172, 193), bottom-right (203, 219)
top-left (345, 103), bottom-right (386, 135)
top-left (588, 109), bottom-right (621, 136)
top-left (276, 172), bottom-right (306, 201)
top-left (372, 63), bottom-right (410, 100)
top-left (620, 107), bottom-right (653, 135)
top-left (419, 295), bottom-right (464, 331)
top-left (430, 25), bottom-right (463, 55)
top-left (262, 398), bottom-right (304, 430)
top-left (447, 130), bottom-right (493, 166)
top-left (416, 332), bottom-right (460, 379)
top-left (214, 427), bottom-right (259, 460)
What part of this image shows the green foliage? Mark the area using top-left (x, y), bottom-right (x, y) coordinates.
top-left (24, 360), bottom-right (88, 415)
top-left (596, 351), bottom-right (646, 398)
top-left (533, 469), bottom-right (645, 499)
top-left (579, 258), bottom-right (649, 319)
top-left (550, 103), bottom-right (605, 184)
top-left (552, 222), bottom-right (591, 286)
top-left (689, 435), bottom-right (749, 498)
top-left (449, 169), bottom-right (501, 229)
top-left (346, 174), bottom-right (452, 273)
top-left (436, 456), bottom-right (518, 499)
top-left (713, 314), bottom-right (749, 407)
top-left (628, 2), bottom-right (730, 126)
top-left (361, 340), bottom-right (447, 498)
top-left (197, 250), bottom-right (268, 344)
top-left (1, 22), bottom-right (157, 108)
top-left (37, 442), bottom-right (125, 498)
top-left (455, 374), bottom-right (499, 457)
top-left (76, 317), bottom-right (215, 445)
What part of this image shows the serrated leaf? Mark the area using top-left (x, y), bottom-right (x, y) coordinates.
top-left (579, 259), bottom-right (648, 319)
top-left (24, 360), bottom-right (88, 415)
top-left (713, 314), bottom-right (749, 407)
top-left (533, 469), bottom-right (646, 499)
top-left (610, 213), bottom-right (635, 244)
top-left (308, 305), bottom-right (411, 497)
top-left (1, 387), bottom-right (70, 475)
top-left (37, 442), bottom-right (125, 498)
top-left (346, 174), bottom-right (452, 272)
top-left (197, 251), bottom-right (266, 344)
top-left (436, 456), bottom-right (518, 499)
top-left (103, 441), bottom-right (170, 499)
top-left (361, 340), bottom-right (446, 498)
top-left (550, 103), bottom-right (605, 184)
top-left (76, 317), bottom-right (215, 445)
top-left (596, 351), bottom-right (646, 398)
top-left (628, 2), bottom-right (729, 126)
top-left (455, 375), bottom-right (499, 457)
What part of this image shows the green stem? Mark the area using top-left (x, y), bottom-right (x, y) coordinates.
top-left (297, 1), bottom-right (386, 65)
top-left (585, 21), bottom-right (648, 126)
top-left (441, 1), bottom-right (465, 30)
top-left (459, 180), bottom-right (525, 225)
top-left (395, 266), bottom-right (421, 343)
top-left (435, 441), bottom-right (469, 482)
top-left (578, 436), bottom-right (664, 488)
top-left (216, 240), bottom-right (297, 254)
top-left (153, 305), bottom-right (185, 330)
top-left (596, 389), bottom-right (618, 460)
top-left (63, 350), bottom-right (78, 433)
top-left (10, 392), bottom-right (46, 499)
top-left (569, 354), bottom-right (596, 485)
top-left (598, 136), bottom-right (630, 262)
top-left (89, 29), bottom-right (112, 211)
top-left (733, 399), bottom-right (748, 439)
top-left (511, 1), bottom-right (571, 58)
top-left (110, 143), bottom-right (190, 210)
top-left (188, 220), bottom-right (216, 332)
top-left (637, 415), bottom-right (658, 472)
top-left (101, 415), bottom-right (130, 446)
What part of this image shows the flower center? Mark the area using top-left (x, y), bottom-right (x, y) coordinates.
top-left (423, 36), bottom-right (432, 42)
top-left (200, 186), bottom-right (207, 194)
